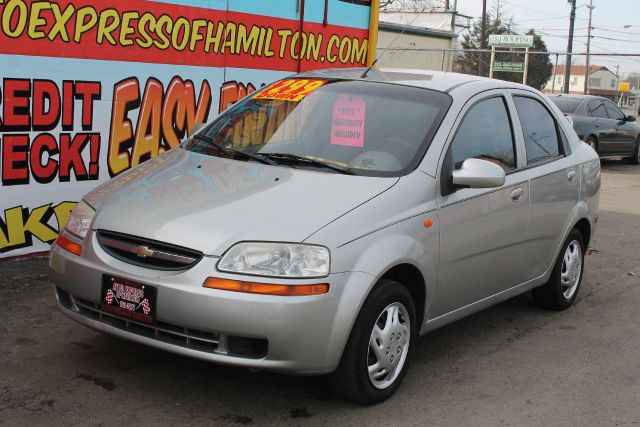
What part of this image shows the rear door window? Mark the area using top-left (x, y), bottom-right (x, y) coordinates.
top-left (513, 96), bottom-right (562, 164)
top-left (587, 99), bottom-right (608, 118)
top-left (451, 97), bottom-right (516, 171)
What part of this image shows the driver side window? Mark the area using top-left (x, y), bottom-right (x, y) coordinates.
top-left (451, 97), bottom-right (516, 171)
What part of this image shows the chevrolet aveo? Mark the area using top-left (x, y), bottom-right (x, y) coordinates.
top-left (50, 69), bottom-right (601, 404)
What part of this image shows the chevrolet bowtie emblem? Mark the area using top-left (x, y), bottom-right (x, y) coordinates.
top-left (131, 245), bottom-right (154, 258)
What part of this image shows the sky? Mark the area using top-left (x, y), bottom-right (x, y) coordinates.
top-left (454, 0), bottom-right (640, 54)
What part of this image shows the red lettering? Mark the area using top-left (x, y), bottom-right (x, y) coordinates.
top-left (75, 82), bottom-right (101, 130)
top-left (32, 80), bottom-right (61, 131)
top-left (2, 134), bottom-right (30, 185)
top-left (62, 80), bottom-right (75, 130)
top-left (59, 133), bottom-right (89, 181)
top-left (30, 133), bottom-right (59, 184)
top-left (3, 79), bottom-right (31, 131)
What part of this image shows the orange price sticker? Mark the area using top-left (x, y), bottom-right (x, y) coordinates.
top-left (254, 79), bottom-right (327, 102)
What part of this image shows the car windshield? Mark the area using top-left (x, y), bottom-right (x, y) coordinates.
top-left (183, 79), bottom-right (451, 177)
top-left (549, 97), bottom-right (582, 114)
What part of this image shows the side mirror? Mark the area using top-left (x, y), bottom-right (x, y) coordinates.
top-left (451, 158), bottom-right (506, 189)
top-left (190, 122), bottom-right (206, 135)
top-left (626, 115), bottom-right (636, 122)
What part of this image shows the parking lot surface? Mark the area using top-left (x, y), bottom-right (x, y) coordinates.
top-left (1, 160), bottom-right (639, 426)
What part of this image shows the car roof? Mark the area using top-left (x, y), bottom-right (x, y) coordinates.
top-left (547, 94), bottom-right (600, 101)
top-left (294, 67), bottom-right (533, 93)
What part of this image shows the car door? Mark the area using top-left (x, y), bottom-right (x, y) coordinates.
top-left (586, 99), bottom-right (617, 154)
top-left (432, 92), bottom-right (530, 318)
top-left (510, 91), bottom-right (580, 281)
top-left (603, 99), bottom-right (636, 154)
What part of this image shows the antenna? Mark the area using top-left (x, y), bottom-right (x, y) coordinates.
top-left (371, 8), bottom-right (436, 73)
top-left (361, 58), bottom-right (379, 78)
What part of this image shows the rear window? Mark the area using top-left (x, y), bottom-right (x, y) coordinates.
top-left (185, 80), bottom-right (452, 177)
top-left (548, 97), bottom-right (581, 114)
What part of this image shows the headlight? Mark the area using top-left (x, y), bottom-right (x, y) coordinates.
top-left (64, 201), bottom-right (95, 239)
top-left (217, 242), bottom-right (330, 278)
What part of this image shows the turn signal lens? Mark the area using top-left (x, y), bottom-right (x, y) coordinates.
top-left (55, 234), bottom-right (82, 256)
top-left (203, 277), bottom-right (329, 296)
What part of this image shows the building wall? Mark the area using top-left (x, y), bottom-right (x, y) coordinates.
top-left (376, 30), bottom-right (455, 71)
top-left (0, 0), bottom-right (374, 258)
top-left (544, 69), bottom-right (618, 94)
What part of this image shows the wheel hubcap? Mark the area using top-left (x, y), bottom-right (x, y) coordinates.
top-left (560, 240), bottom-right (582, 300)
top-left (367, 302), bottom-right (410, 389)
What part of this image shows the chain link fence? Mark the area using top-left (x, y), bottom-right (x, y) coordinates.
top-left (376, 48), bottom-right (640, 115)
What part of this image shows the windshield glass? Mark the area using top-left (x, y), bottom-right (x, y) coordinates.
top-left (548, 97), bottom-right (581, 114)
top-left (184, 79), bottom-right (451, 176)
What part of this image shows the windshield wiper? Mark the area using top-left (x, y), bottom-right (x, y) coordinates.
top-left (191, 134), bottom-right (276, 166)
top-left (261, 153), bottom-right (354, 175)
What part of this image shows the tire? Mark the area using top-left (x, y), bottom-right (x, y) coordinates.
top-left (533, 228), bottom-right (585, 311)
top-left (627, 139), bottom-right (640, 165)
top-left (586, 136), bottom-right (598, 154)
top-left (330, 279), bottom-right (416, 405)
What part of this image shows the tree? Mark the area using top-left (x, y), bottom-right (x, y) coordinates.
top-left (453, 3), bottom-right (552, 90)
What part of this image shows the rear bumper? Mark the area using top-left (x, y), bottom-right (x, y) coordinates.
top-left (49, 230), bottom-right (376, 374)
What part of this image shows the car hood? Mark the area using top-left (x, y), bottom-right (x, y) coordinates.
top-left (88, 148), bottom-right (398, 256)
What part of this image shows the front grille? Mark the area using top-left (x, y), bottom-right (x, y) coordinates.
top-left (97, 230), bottom-right (203, 271)
top-left (55, 287), bottom-right (268, 359)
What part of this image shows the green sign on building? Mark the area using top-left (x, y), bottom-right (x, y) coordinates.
top-left (493, 61), bottom-right (525, 72)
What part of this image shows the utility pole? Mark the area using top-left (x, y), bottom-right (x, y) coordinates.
top-left (563, 0), bottom-right (576, 94)
top-left (479, 0), bottom-right (487, 75)
top-left (583, 0), bottom-right (594, 94)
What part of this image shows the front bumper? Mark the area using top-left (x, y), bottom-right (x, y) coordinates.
top-left (49, 230), bottom-right (375, 374)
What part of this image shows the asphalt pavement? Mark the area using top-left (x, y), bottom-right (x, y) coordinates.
top-left (1, 160), bottom-right (639, 426)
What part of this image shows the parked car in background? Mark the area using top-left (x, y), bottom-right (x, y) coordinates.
top-left (548, 94), bottom-right (640, 164)
top-left (50, 69), bottom-right (601, 404)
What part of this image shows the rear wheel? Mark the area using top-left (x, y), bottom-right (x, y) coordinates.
top-left (627, 138), bottom-right (640, 165)
top-left (533, 228), bottom-right (585, 310)
top-left (330, 279), bottom-right (416, 405)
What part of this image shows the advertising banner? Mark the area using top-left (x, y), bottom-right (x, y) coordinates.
top-left (0, 0), bottom-right (375, 258)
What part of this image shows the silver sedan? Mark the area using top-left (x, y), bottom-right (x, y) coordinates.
top-left (49, 68), bottom-right (600, 404)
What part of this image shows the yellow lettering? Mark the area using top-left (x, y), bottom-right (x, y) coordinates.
top-left (97, 9), bottom-right (120, 45)
top-left (352, 38), bottom-right (368, 65)
top-left (277, 29), bottom-right (292, 58)
top-left (236, 24), bottom-right (260, 55)
top-left (172, 17), bottom-right (189, 51)
top-left (48, 3), bottom-right (74, 42)
top-left (137, 13), bottom-right (155, 48)
top-left (205, 22), bottom-right (224, 53)
top-left (327, 35), bottom-right (340, 63)
top-left (189, 19), bottom-right (206, 52)
top-left (222, 22), bottom-right (236, 54)
top-left (339, 37), bottom-right (351, 63)
top-left (119, 11), bottom-right (139, 46)
top-left (154, 14), bottom-right (172, 50)
top-left (307, 33), bottom-right (322, 61)
top-left (27, 2), bottom-right (50, 39)
top-left (2, 0), bottom-right (27, 38)
top-left (264, 27), bottom-right (274, 57)
top-left (74, 7), bottom-right (98, 43)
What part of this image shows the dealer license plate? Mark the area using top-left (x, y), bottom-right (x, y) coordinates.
top-left (100, 275), bottom-right (157, 324)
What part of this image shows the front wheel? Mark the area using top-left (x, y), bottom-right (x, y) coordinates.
top-left (330, 279), bottom-right (416, 404)
top-left (533, 228), bottom-right (585, 310)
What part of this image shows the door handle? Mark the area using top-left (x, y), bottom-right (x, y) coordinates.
top-left (568, 170), bottom-right (577, 183)
top-left (511, 187), bottom-right (524, 202)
